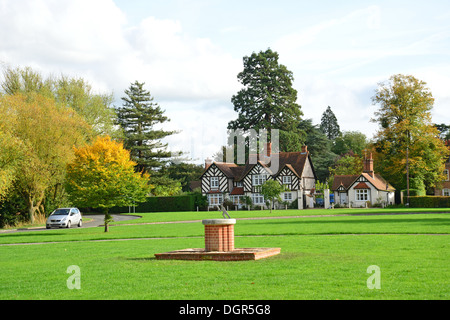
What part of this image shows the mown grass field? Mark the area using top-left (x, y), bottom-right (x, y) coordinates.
top-left (0, 209), bottom-right (449, 300)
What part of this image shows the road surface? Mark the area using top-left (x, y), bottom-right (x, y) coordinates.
top-left (0, 214), bottom-right (141, 234)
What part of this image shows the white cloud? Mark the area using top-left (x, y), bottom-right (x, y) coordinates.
top-left (0, 0), bottom-right (243, 163)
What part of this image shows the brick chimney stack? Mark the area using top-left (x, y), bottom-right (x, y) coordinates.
top-left (301, 145), bottom-right (308, 154)
top-left (265, 142), bottom-right (272, 157)
top-left (363, 152), bottom-right (374, 177)
top-left (205, 158), bottom-right (212, 170)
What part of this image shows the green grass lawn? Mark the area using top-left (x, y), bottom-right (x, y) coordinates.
top-left (0, 210), bottom-right (449, 300)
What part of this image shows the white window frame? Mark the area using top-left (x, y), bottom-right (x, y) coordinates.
top-left (210, 177), bottom-right (219, 190)
top-left (443, 189), bottom-right (450, 197)
top-left (282, 176), bottom-right (292, 185)
top-left (355, 189), bottom-right (370, 201)
top-left (283, 192), bottom-right (293, 201)
top-left (231, 195), bottom-right (241, 205)
top-left (252, 174), bottom-right (267, 186)
top-left (252, 193), bottom-right (265, 205)
top-left (208, 193), bottom-right (223, 206)
top-left (444, 169), bottom-right (449, 182)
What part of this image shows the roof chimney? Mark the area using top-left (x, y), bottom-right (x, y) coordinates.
top-left (363, 152), bottom-right (374, 177)
top-left (301, 145), bottom-right (308, 154)
top-left (265, 142), bottom-right (272, 157)
top-left (205, 158), bottom-right (213, 170)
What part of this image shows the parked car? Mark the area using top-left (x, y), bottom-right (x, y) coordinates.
top-left (46, 208), bottom-right (82, 229)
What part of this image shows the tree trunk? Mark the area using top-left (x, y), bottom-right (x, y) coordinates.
top-left (104, 209), bottom-right (113, 232)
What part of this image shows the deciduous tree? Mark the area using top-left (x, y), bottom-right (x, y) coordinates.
top-left (0, 93), bottom-right (89, 223)
top-left (260, 179), bottom-right (286, 213)
top-left (371, 74), bottom-right (449, 192)
top-left (66, 136), bottom-right (152, 232)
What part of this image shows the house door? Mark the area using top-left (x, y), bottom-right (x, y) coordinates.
top-left (340, 193), bottom-right (347, 204)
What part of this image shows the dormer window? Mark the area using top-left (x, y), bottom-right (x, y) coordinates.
top-left (252, 174), bottom-right (266, 186)
top-left (210, 177), bottom-right (219, 190)
top-left (282, 176), bottom-right (292, 184)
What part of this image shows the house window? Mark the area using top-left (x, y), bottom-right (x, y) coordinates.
top-left (444, 170), bottom-right (449, 182)
top-left (283, 192), bottom-right (293, 201)
top-left (235, 181), bottom-right (243, 187)
top-left (231, 195), bottom-right (241, 205)
top-left (252, 174), bottom-right (267, 186)
top-left (443, 189), bottom-right (450, 197)
top-left (208, 193), bottom-right (223, 206)
top-left (356, 189), bottom-right (370, 201)
top-left (210, 177), bottom-right (219, 190)
top-left (252, 193), bottom-right (265, 205)
top-left (282, 176), bottom-right (292, 185)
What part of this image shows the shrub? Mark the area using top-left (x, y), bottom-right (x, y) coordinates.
top-left (409, 196), bottom-right (450, 208)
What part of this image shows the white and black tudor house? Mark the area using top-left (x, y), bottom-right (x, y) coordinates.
top-left (200, 145), bottom-right (317, 209)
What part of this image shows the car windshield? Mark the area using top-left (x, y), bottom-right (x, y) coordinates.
top-left (52, 209), bottom-right (70, 216)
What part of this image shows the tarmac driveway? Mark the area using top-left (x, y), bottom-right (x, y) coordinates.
top-left (0, 214), bottom-right (141, 234)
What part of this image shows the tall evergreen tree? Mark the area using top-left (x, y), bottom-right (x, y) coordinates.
top-left (117, 81), bottom-right (176, 174)
top-left (320, 106), bottom-right (341, 140)
top-left (298, 119), bottom-right (337, 182)
top-left (227, 49), bottom-right (304, 152)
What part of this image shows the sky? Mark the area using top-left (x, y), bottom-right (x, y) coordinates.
top-left (1, 0), bottom-right (450, 164)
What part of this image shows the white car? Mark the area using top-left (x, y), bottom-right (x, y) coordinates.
top-left (46, 208), bottom-right (82, 229)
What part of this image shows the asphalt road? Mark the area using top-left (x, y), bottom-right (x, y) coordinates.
top-left (1, 214), bottom-right (141, 234)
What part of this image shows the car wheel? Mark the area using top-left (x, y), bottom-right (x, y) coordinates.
top-left (67, 221), bottom-right (71, 228)
top-left (78, 219), bottom-right (82, 227)
top-left (46, 225), bottom-right (50, 229)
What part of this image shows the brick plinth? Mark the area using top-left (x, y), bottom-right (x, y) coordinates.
top-left (154, 248), bottom-right (281, 261)
top-left (204, 224), bottom-right (234, 252)
top-left (202, 219), bottom-right (236, 252)
top-left (154, 218), bottom-right (281, 261)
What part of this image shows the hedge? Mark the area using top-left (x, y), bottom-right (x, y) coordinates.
top-left (108, 193), bottom-right (207, 213)
top-left (409, 196), bottom-right (450, 208)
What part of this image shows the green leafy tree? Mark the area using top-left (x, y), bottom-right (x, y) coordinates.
top-left (66, 136), bottom-right (152, 232)
top-left (320, 106), bottom-right (341, 140)
top-left (162, 161), bottom-right (205, 193)
top-left (371, 74), bottom-right (449, 192)
top-left (332, 131), bottom-right (368, 156)
top-left (260, 179), bottom-right (286, 213)
top-left (227, 49), bottom-right (304, 152)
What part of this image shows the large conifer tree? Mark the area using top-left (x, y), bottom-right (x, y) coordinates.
top-left (320, 106), bottom-right (341, 141)
top-left (117, 81), bottom-right (175, 173)
top-left (227, 49), bottom-right (304, 152)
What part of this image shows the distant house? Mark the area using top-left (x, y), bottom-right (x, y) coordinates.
top-left (332, 153), bottom-right (395, 207)
top-left (200, 145), bottom-right (317, 209)
top-left (434, 140), bottom-right (450, 196)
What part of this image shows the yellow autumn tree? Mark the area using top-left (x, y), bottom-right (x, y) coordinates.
top-left (0, 93), bottom-right (89, 223)
top-left (371, 74), bottom-right (449, 193)
top-left (66, 136), bottom-right (152, 232)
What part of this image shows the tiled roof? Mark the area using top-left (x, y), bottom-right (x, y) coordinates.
top-left (354, 182), bottom-right (370, 189)
top-left (199, 150), bottom-right (316, 183)
top-left (332, 173), bottom-right (395, 191)
top-left (230, 187), bottom-right (244, 195)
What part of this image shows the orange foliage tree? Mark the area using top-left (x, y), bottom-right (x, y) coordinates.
top-left (66, 136), bottom-right (152, 232)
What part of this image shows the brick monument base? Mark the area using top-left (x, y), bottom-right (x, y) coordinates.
top-left (154, 219), bottom-right (281, 261)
